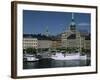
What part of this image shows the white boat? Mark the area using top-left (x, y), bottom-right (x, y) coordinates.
top-left (51, 52), bottom-right (87, 60)
top-left (24, 54), bottom-right (39, 62)
top-left (25, 57), bottom-right (39, 62)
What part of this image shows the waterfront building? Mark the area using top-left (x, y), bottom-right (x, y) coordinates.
top-left (61, 13), bottom-right (90, 51)
top-left (23, 34), bottom-right (53, 49)
top-left (23, 34), bottom-right (38, 49)
top-left (38, 40), bottom-right (52, 49)
top-left (52, 39), bottom-right (61, 48)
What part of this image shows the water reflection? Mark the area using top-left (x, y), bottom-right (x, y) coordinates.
top-left (23, 59), bottom-right (90, 69)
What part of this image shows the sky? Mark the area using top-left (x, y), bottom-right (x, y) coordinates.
top-left (23, 10), bottom-right (91, 35)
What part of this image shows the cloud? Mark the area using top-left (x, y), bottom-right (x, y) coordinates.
top-left (78, 23), bottom-right (90, 26)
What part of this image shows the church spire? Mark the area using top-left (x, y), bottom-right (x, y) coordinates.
top-left (69, 13), bottom-right (76, 32)
top-left (45, 26), bottom-right (49, 36)
top-left (71, 13), bottom-right (75, 25)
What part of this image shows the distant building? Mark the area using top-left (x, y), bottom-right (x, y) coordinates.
top-left (23, 34), bottom-right (53, 49)
top-left (23, 34), bottom-right (62, 49)
top-left (23, 34), bottom-right (38, 49)
top-left (38, 40), bottom-right (52, 49)
top-left (61, 13), bottom-right (90, 51)
top-left (52, 39), bottom-right (61, 48)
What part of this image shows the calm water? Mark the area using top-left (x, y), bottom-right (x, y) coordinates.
top-left (23, 59), bottom-right (91, 69)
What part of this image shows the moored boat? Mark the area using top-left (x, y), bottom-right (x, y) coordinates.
top-left (23, 54), bottom-right (39, 62)
top-left (51, 52), bottom-right (87, 60)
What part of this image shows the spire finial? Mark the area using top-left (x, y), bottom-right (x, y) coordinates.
top-left (69, 13), bottom-right (76, 31)
top-left (72, 13), bottom-right (74, 20)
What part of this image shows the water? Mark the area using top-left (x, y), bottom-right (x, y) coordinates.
top-left (23, 59), bottom-right (90, 69)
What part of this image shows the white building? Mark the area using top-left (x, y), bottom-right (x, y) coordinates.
top-left (23, 37), bottom-right (38, 49)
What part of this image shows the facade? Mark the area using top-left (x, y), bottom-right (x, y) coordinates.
top-left (38, 40), bottom-right (52, 49)
top-left (52, 39), bottom-right (61, 48)
top-left (23, 34), bottom-right (53, 49)
top-left (23, 34), bottom-right (61, 49)
top-left (23, 37), bottom-right (38, 49)
top-left (62, 32), bottom-right (90, 49)
top-left (84, 35), bottom-right (91, 49)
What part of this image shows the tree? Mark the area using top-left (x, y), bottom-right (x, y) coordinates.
top-left (43, 48), bottom-right (49, 52)
top-left (66, 47), bottom-right (71, 53)
top-left (71, 47), bottom-right (77, 53)
top-left (26, 47), bottom-right (36, 55)
top-left (37, 48), bottom-right (42, 53)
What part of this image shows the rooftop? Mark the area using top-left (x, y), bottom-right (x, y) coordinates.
top-left (67, 34), bottom-right (76, 39)
top-left (23, 34), bottom-right (61, 40)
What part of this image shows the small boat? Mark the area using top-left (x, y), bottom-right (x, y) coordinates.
top-left (23, 54), bottom-right (39, 62)
top-left (24, 57), bottom-right (39, 62)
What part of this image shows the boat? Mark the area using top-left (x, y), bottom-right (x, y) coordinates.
top-left (51, 52), bottom-right (87, 60)
top-left (23, 54), bottom-right (39, 62)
